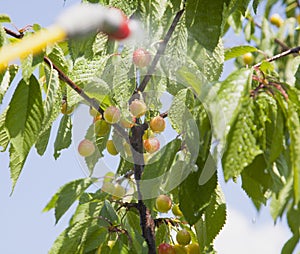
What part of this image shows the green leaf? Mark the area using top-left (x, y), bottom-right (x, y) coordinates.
top-left (208, 68), bottom-right (252, 145)
top-left (186, 0), bottom-right (230, 51)
top-left (281, 205), bottom-right (300, 254)
top-left (294, 62), bottom-right (300, 89)
top-left (21, 52), bottom-right (44, 83)
top-left (168, 88), bottom-right (195, 132)
top-left (53, 115), bottom-right (72, 159)
top-left (141, 139), bottom-right (182, 200)
top-left (43, 178), bottom-right (96, 223)
top-left (241, 154), bottom-right (270, 207)
top-left (287, 101), bottom-right (300, 204)
top-left (224, 45), bottom-right (257, 61)
top-left (68, 33), bottom-right (97, 61)
top-left (176, 66), bottom-right (207, 97)
top-left (0, 14), bottom-right (11, 23)
top-left (270, 175), bottom-right (293, 221)
top-left (282, 235), bottom-right (300, 254)
top-left (195, 185), bottom-right (226, 250)
top-left (100, 200), bottom-right (119, 224)
top-left (155, 223), bottom-right (169, 247)
top-left (187, 39), bottom-right (224, 83)
top-left (47, 44), bottom-right (69, 74)
top-left (80, 226), bottom-right (108, 253)
top-left (41, 66), bottom-right (62, 132)
top-left (71, 55), bottom-right (108, 87)
top-left (117, 156), bottom-right (134, 176)
top-left (0, 64), bottom-right (18, 104)
top-left (5, 76), bottom-right (44, 158)
top-left (9, 144), bottom-right (27, 193)
top-left (84, 123), bottom-right (110, 173)
top-left (0, 24), bottom-right (6, 47)
top-left (178, 160), bottom-right (218, 225)
top-left (222, 98), bottom-right (262, 180)
top-left (0, 109), bottom-right (9, 151)
top-left (35, 126), bottom-right (51, 156)
top-left (165, 13), bottom-right (188, 70)
top-left (49, 218), bottom-right (96, 254)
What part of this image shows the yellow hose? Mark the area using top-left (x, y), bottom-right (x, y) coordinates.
top-left (0, 25), bottom-right (67, 71)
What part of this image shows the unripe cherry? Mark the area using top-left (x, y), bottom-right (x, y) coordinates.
top-left (155, 194), bottom-right (172, 213)
top-left (129, 99), bottom-right (147, 118)
top-left (106, 140), bottom-right (119, 155)
top-left (242, 52), bottom-right (254, 65)
top-left (94, 119), bottom-right (110, 136)
top-left (270, 13), bottom-right (283, 27)
top-left (133, 48), bottom-right (152, 68)
top-left (78, 139), bottom-right (95, 157)
top-left (158, 243), bottom-right (176, 254)
top-left (176, 229), bottom-right (191, 246)
top-left (172, 204), bottom-right (183, 217)
top-left (174, 245), bottom-right (187, 254)
top-left (104, 106), bottom-right (121, 124)
top-left (112, 183), bottom-right (126, 200)
top-left (61, 101), bottom-right (74, 115)
top-left (144, 137), bottom-right (160, 153)
top-left (89, 106), bottom-right (100, 117)
top-left (150, 115), bottom-right (166, 133)
top-left (185, 243), bottom-right (200, 254)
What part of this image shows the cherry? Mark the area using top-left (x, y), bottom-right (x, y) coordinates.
top-left (104, 106), bottom-right (121, 124)
top-left (174, 245), bottom-right (187, 254)
top-left (172, 204), bottom-right (183, 217)
top-left (270, 13), bottom-right (283, 27)
top-left (102, 181), bottom-right (115, 194)
top-left (144, 137), bottom-right (160, 153)
top-left (133, 48), bottom-right (152, 68)
top-left (94, 119), bottom-right (110, 136)
top-left (78, 139), bottom-right (95, 157)
top-left (242, 52), bottom-right (254, 65)
top-left (61, 101), bottom-right (74, 115)
top-left (155, 194), bottom-right (172, 213)
top-left (120, 115), bottom-right (136, 128)
top-left (176, 229), bottom-right (191, 246)
top-left (112, 183), bottom-right (126, 200)
top-left (185, 243), bottom-right (200, 254)
top-left (129, 99), bottom-right (147, 118)
top-left (89, 106), bottom-right (100, 117)
top-left (150, 115), bottom-right (166, 133)
top-left (106, 140), bottom-right (118, 155)
top-left (158, 243), bottom-right (176, 254)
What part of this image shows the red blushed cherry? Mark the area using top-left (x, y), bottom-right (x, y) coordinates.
top-left (144, 137), bottom-right (160, 153)
top-left (158, 243), bottom-right (176, 254)
top-left (133, 48), bottom-right (152, 68)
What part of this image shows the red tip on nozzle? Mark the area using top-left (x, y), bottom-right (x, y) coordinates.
top-left (105, 8), bottom-right (131, 40)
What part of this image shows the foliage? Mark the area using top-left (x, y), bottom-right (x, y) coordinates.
top-left (1, 0), bottom-right (300, 253)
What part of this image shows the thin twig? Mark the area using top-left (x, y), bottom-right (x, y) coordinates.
top-left (254, 46), bottom-right (300, 68)
top-left (4, 27), bottom-right (24, 39)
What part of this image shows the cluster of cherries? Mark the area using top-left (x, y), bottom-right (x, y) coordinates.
top-left (155, 195), bottom-right (200, 254)
top-left (76, 44), bottom-right (162, 159)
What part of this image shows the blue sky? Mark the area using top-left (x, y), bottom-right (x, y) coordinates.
top-left (0, 1), bottom-right (299, 253)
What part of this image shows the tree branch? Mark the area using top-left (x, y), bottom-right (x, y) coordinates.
top-left (254, 46), bottom-right (300, 68)
top-left (4, 27), bottom-right (24, 39)
top-left (137, 6), bottom-right (185, 93)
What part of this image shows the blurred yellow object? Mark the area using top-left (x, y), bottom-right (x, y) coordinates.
top-left (0, 25), bottom-right (66, 71)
